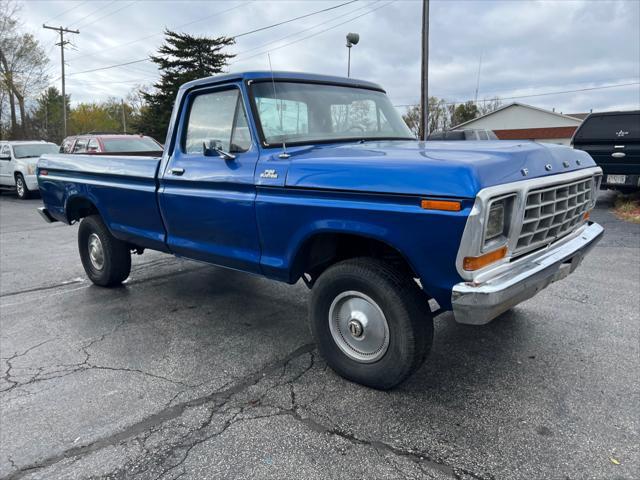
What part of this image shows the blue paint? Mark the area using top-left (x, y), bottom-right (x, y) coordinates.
top-left (37, 71), bottom-right (598, 310)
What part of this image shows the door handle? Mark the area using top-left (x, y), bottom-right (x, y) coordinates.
top-left (170, 167), bottom-right (185, 176)
top-left (611, 152), bottom-right (626, 158)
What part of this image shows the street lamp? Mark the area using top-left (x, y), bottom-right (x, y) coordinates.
top-left (346, 32), bottom-right (359, 77)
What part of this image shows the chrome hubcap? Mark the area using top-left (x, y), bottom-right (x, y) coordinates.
top-left (328, 291), bottom-right (389, 363)
top-left (16, 178), bottom-right (24, 196)
top-left (88, 233), bottom-right (105, 270)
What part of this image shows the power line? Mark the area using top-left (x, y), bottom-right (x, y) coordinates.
top-left (231, 1), bottom-right (394, 64)
top-left (232, 0), bottom-right (358, 38)
top-left (232, 1), bottom-right (380, 58)
top-left (43, 0), bottom-right (90, 24)
top-left (70, 0), bottom-right (117, 28)
top-left (65, 0), bottom-right (355, 63)
top-left (65, 0), bottom-right (376, 77)
top-left (76, 0), bottom-right (136, 29)
top-left (67, 57), bottom-right (150, 76)
top-left (392, 81), bottom-right (640, 108)
top-left (66, 2), bottom-right (251, 63)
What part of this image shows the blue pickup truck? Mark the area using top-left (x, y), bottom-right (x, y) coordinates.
top-left (37, 71), bottom-right (603, 389)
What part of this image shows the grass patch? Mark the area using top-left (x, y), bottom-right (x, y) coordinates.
top-left (613, 191), bottom-right (640, 224)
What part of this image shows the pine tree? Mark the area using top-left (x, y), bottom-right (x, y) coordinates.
top-left (135, 30), bottom-right (235, 141)
top-left (31, 87), bottom-right (69, 143)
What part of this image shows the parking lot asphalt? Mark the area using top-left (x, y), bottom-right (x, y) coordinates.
top-left (0, 190), bottom-right (638, 480)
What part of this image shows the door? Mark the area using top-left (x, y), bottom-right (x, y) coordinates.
top-left (0, 144), bottom-right (12, 185)
top-left (159, 85), bottom-right (262, 273)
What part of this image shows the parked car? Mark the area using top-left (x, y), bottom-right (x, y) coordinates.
top-left (0, 140), bottom-right (59, 199)
top-left (428, 129), bottom-right (498, 140)
top-left (571, 110), bottom-right (640, 192)
top-left (36, 71), bottom-right (603, 389)
top-left (60, 133), bottom-right (163, 156)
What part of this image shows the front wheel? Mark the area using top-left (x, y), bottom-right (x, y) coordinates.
top-left (309, 258), bottom-right (433, 390)
top-left (15, 174), bottom-right (30, 200)
top-left (78, 215), bottom-right (131, 286)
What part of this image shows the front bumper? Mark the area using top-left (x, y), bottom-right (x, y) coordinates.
top-left (451, 222), bottom-right (604, 325)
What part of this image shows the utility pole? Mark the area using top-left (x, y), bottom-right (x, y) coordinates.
top-left (43, 24), bottom-right (79, 137)
top-left (420, 0), bottom-right (429, 140)
top-left (121, 99), bottom-right (127, 133)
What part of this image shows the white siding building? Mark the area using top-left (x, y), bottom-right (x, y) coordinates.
top-left (454, 102), bottom-right (584, 145)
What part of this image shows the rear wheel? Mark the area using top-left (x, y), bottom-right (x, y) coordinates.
top-left (78, 215), bottom-right (131, 286)
top-left (309, 258), bottom-right (433, 390)
top-left (15, 174), bottom-right (30, 200)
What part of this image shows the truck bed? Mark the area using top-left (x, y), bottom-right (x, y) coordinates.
top-left (37, 153), bottom-right (168, 252)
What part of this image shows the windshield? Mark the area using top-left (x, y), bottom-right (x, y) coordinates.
top-left (251, 81), bottom-right (414, 145)
top-left (101, 137), bottom-right (161, 152)
top-left (12, 144), bottom-right (59, 158)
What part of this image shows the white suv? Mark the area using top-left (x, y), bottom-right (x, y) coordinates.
top-left (0, 141), bottom-right (59, 199)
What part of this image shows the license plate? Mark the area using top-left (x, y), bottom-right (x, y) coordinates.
top-left (607, 174), bottom-right (626, 185)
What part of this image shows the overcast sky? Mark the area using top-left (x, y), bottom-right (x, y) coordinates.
top-left (19, 0), bottom-right (640, 114)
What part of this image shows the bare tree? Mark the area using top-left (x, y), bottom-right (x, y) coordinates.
top-left (0, 0), bottom-right (49, 138)
top-left (478, 97), bottom-right (502, 116)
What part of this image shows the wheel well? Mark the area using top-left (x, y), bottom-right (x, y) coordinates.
top-left (14, 171), bottom-right (23, 179)
top-left (291, 233), bottom-right (418, 285)
top-left (66, 197), bottom-right (99, 223)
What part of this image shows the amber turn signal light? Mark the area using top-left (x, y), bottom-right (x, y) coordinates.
top-left (420, 199), bottom-right (461, 212)
top-left (463, 246), bottom-right (508, 271)
top-left (583, 211), bottom-right (590, 220)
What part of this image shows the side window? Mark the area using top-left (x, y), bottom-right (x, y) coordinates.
top-left (73, 139), bottom-right (87, 153)
top-left (87, 138), bottom-right (100, 152)
top-left (0, 145), bottom-right (10, 159)
top-left (184, 89), bottom-right (251, 154)
top-left (257, 98), bottom-right (308, 139)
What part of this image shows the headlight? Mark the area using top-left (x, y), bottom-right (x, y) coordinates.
top-left (27, 164), bottom-right (36, 175)
top-left (486, 202), bottom-right (504, 240)
top-left (483, 195), bottom-right (515, 250)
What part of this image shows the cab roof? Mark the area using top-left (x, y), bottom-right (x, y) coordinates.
top-left (179, 71), bottom-right (385, 93)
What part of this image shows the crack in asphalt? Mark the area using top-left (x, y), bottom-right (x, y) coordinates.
top-left (0, 279), bottom-right (86, 298)
top-left (0, 315), bottom-right (196, 396)
top-left (0, 343), bottom-right (316, 480)
top-left (3, 342), bottom-right (490, 480)
top-left (0, 257), bottom-right (201, 299)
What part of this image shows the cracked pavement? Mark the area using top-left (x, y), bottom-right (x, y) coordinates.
top-left (0, 191), bottom-right (638, 479)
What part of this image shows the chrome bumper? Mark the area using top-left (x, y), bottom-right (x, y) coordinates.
top-left (451, 222), bottom-right (604, 325)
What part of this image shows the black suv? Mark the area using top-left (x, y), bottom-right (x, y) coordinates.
top-left (572, 111), bottom-right (640, 192)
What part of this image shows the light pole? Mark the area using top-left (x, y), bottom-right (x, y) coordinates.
top-left (346, 32), bottom-right (359, 77)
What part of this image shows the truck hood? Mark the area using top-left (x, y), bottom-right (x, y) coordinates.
top-left (284, 140), bottom-right (597, 198)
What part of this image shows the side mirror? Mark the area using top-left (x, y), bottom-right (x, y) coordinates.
top-left (203, 140), bottom-right (236, 160)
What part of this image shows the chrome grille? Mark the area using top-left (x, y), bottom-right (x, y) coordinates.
top-left (515, 177), bottom-right (593, 255)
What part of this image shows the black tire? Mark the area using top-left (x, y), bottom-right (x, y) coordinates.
top-left (309, 258), bottom-right (433, 390)
top-left (15, 174), bottom-right (30, 200)
top-left (78, 215), bottom-right (131, 287)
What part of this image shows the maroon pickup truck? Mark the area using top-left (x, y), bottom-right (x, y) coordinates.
top-left (60, 134), bottom-right (163, 157)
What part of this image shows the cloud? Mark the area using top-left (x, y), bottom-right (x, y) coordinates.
top-left (22, 0), bottom-right (640, 112)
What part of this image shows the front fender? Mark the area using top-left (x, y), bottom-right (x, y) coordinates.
top-left (256, 187), bottom-right (472, 309)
